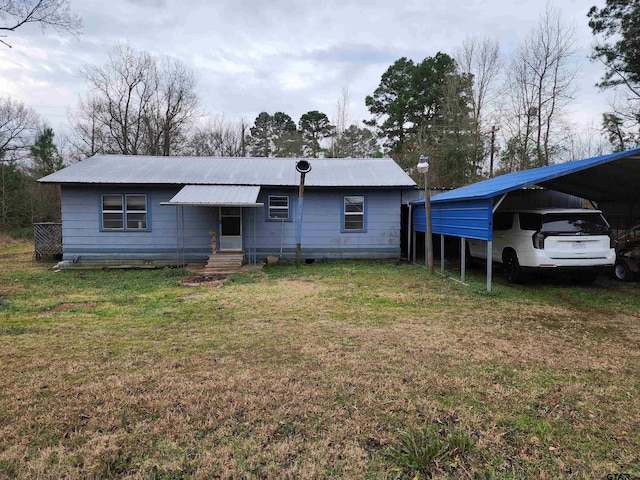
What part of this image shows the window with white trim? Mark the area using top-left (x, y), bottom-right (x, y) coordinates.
top-left (268, 195), bottom-right (289, 220)
top-left (101, 194), bottom-right (148, 230)
top-left (343, 195), bottom-right (365, 231)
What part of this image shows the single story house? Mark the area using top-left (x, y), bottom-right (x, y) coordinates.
top-left (39, 155), bottom-right (416, 269)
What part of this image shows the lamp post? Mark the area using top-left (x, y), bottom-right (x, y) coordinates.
top-left (295, 160), bottom-right (312, 266)
top-left (417, 155), bottom-right (433, 274)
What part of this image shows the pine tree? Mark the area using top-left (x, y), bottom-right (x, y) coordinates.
top-left (29, 127), bottom-right (64, 178)
top-left (298, 111), bottom-right (335, 157)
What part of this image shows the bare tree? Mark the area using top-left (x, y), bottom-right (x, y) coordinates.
top-left (0, 97), bottom-right (39, 159)
top-left (0, 0), bottom-right (81, 47)
top-left (69, 95), bottom-right (111, 158)
top-left (333, 86), bottom-right (351, 136)
top-left (330, 86), bottom-right (353, 157)
top-left (501, 5), bottom-right (577, 170)
top-left (562, 124), bottom-right (608, 161)
top-left (74, 44), bottom-right (200, 157)
top-left (0, 97), bottom-right (39, 225)
top-left (186, 116), bottom-right (245, 157)
top-left (144, 58), bottom-right (199, 156)
top-left (456, 36), bottom-right (501, 177)
top-left (79, 44), bottom-right (155, 155)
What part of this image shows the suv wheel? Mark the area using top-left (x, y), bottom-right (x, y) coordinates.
top-left (503, 250), bottom-right (523, 284)
top-left (614, 261), bottom-right (633, 282)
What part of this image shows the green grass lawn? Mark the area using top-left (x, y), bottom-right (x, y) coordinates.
top-left (0, 242), bottom-right (638, 479)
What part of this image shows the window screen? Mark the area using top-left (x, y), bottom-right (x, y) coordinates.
top-left (268, 196), bottom-right (289, 220)
top-left (344, 195), bottom-right (365, 231)
top-left (102, 194), bottom-right (148, 231)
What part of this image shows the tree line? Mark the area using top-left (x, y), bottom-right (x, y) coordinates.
top-left (71, 44), bottom-right (381, 160)
top-left (0, 99), bottom-right (63, 233)
top-left (1, 0), bottom-right (638, 233)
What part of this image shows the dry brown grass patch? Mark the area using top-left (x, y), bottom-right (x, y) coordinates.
top-left (0, 253), bottom-right (638, 478)
top-left (38, 302), bottom-right (100, 314)
top-left (0, 233), bottom-right (20, 249)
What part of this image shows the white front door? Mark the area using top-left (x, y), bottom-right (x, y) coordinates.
top-left (219, 207), bottom-right (242, 251)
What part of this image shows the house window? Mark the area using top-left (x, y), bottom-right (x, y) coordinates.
top-left (101, 194), bottom-right (148, 231)
top-left (343, 195), bottom-right (365, 232)
top-left (268, 195), bottom-right (290, 220)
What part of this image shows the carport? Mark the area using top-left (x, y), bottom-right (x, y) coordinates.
top-left (412, 147), bottom-right (640, 291)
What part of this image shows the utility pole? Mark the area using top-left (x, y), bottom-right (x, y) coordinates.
top-left (489, 125), bottom-right (499, 177)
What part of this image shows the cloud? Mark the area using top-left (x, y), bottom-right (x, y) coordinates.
top-left (0, 0), bottom-right (612, 140)
top-left (125, 0), bottom-right (167, 6)
top-left (305, 45), bottom-right (402, 66)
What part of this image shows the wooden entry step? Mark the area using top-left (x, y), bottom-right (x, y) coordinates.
top-left (204, 251), bottom-right (245, 271)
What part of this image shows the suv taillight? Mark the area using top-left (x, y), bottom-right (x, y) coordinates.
top-left (532, 232), bottom-right (545, 249)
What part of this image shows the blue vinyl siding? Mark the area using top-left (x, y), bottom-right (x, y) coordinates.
top-left (60, 185), bottom-right (403, 267)
top-left (250, 188), bottom-right (401, 260)
top-left (61, 187), bottom-right (217, 266)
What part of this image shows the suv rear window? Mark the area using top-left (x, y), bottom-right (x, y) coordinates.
top-left (540, 213), bottom-right (610, 234)
top-left (519, 213), bottom-right (542, 231)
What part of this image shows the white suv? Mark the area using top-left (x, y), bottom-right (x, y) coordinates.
top-left (467, 209), bottom-right (615, 284)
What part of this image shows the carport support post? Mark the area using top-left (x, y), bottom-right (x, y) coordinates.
top-left (486, 240), bottom-right (493, 292)
top-left (412, 227), bottom-right (416, 265)
top-left (441, 235), bottom-right (445, 275)
top-left (461, 237), bottom-right (466, 283)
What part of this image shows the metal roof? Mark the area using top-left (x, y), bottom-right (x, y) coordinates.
top-left (411, 147), bottom-right (640, 244)
top-left (39, 155), bottom-right (416, 188)
top-left (428, 147), bottom-right (640, 204)
top-left (164, 185), bottom-right (262, 206)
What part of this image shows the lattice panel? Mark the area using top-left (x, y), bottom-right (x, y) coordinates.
top-left (34, 223), bottom-right (62, 259)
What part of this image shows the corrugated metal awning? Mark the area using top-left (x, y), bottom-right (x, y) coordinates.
top-left (162, 185), bottom-right (263, 206)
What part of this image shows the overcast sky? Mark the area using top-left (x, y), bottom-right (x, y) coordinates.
top-left (0, 0), bottom-right (609, 141)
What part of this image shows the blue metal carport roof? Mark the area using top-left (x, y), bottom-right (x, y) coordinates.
top-left (413, 147), bottom-right (640, 241)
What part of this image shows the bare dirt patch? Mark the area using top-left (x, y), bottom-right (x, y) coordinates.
top-left (39, 302), bottom-right (100, 314)
top-left (179, 273), bottom-right (227, 287)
